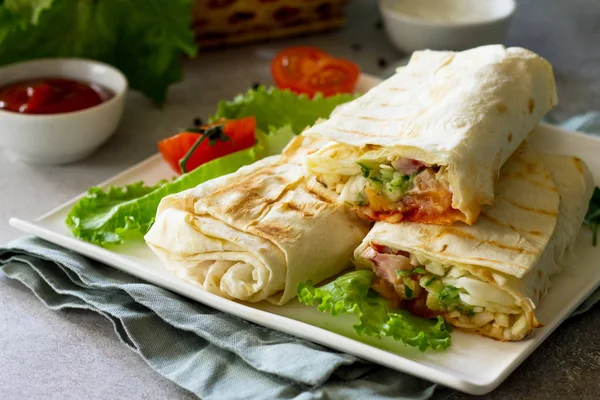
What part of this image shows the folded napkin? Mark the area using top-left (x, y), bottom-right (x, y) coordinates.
top-left (1, 114), bottom-right (599, 400)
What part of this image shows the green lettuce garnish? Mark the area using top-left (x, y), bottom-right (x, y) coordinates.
top-left (66, 146), bottom-right (259, 245)
top-left (211, 86), bottom-right (359, 133)
top-left (0, 0), bottom-right (197, 105)
top-left (298, 270), bottom-right (452, 351)
top-left (67, 87), bottom-right (357, 246)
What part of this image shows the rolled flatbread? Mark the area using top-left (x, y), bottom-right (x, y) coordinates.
top-left (303, 45), bottom-right (557, 225)
top-left (353, 144), bottom-right (593, 341)
top-left (145, 136), bottom-right (370, 304)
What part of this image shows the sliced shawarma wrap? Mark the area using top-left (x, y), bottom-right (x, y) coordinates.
top-left (145, 136), bottom-right (370, 304)
top-left (303, 45), bottom-right (558, 225)
top-left (353, 144), bottom-right (593, 341)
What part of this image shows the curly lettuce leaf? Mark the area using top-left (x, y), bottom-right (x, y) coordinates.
top-left (0, 0), bottom-right (196, 105)
top-left (66, 146), bottom-right (259, 245)
top-left (211, 86), bottom-right (359, 133)
top-left (298, 270), bottom-right (452, 351)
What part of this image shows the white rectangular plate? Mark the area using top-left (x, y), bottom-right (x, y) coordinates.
top-left (8, 80), bottom-right (600, 395)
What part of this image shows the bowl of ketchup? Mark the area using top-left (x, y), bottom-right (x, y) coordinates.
top-left (0, 58), bottom-right (127, 165)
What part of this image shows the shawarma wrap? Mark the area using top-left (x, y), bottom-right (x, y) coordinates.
top-left (303, 45), bottom-right (558, 225)
top-left (353, 144), bottom-right (593, 341)
top-left (145, 136), bottom-right (370, 304)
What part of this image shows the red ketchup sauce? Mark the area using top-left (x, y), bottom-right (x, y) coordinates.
top-left (0, 78), bottom-right (113, 114)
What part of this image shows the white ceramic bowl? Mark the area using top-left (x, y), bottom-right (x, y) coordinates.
top-left (0, 58), bottom-right (127, 165)
top-left (379, 0), bottom-right (516, 54)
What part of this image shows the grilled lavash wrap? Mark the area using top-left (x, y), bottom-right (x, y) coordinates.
top-left (145, 136), bottom-right (370, 304)
top-left (303, 45), bottom-right (558, 225)
top-left (353, 145), bottom-right (593, 341)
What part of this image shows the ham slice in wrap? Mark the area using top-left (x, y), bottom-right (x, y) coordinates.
top-left (145, 136), bottom-right (370, 304)
top-left (303, 45), bottom-right (558, 225)
top-left (353, 144), bottom-right (593, 341)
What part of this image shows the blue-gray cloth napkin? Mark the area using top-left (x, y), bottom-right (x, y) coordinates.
top-left (1, 114), bottom-right (600, 400)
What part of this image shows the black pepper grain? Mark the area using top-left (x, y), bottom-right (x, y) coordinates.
top-left (375, 20), bottom-right (383, 30)
top-left (377, 58), bottom-right (388, 69)
top-left (193, 117), bottom-right (203, 127)
top-left (251, 81), bottom-right (261, 90)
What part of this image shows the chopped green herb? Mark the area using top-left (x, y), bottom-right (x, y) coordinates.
top-left (404, 285), bottom-right (414, 299)
top-left (357, 162), bottom-right (371, 178)
top-left (584, 187), bottom-right (600, 246)
top-left (397, 267), bottom-right (427, 277)
top-left (436, 285), bottom-right (473, 314)
top-left (421, 276), bottom-right (436, 287)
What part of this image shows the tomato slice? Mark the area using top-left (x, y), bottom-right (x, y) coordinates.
top-left (271, 46), bottom-right (360, 97)
top-left (158, 117), bottom-right (256, 174)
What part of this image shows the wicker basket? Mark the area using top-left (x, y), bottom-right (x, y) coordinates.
top-left (193, 0), bottom-right (349, 48)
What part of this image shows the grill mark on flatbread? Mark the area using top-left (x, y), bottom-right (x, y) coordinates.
top-left (435, 223), bottom-right (536, 255)
top-left (434, 226), bottom-right (477, 241)
top-left (504, 198), bottom-right (558, 217)
top-left (306, 183), bottom-right (336, 204)
top-left (513, 155), bottom-right (542, 174)
top-left (280, 201), bottom-right (316, 218)
top-left (480, 213), bottom-right (520, 233)
top-left (400, 248), bottom-right (522, 269)
top-left (207, 172), bottom-right (287, 216)
top-left (528, 97), bottom-right (535, 114)
top-left (249, 222), bottom-right (296, 243)
top-left (528, 230), bottom-right (544, 236)
top-left (480, 214), bottom-right (548, 238)
top-left (486, 240), bottom-right (537, 255)
top-left (574, 157), bottom-right (584, 173)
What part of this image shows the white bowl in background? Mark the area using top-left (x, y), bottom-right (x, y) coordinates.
top-left (0, 58), bottom-right (127, 165)
top-left (379, 0), bottom-right (516, 54)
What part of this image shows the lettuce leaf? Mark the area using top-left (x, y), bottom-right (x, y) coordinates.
top-left (298, 270), bottom-right (452, 351)
top-left (66, 146), bottom-right (259, 245)
top-left (66, 87), bottom-right (357, 245)
top-left (255, 125), bottom-right (296, 158)
top-left (211, 86), bottom-right (359, 133)
top-left (0, 0), bottom-right (197, 105)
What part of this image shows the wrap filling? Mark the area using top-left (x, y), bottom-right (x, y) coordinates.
top-left (360, 243), bottom-right (532, 341)
top-left (308, 152), bottom-right (464, 224)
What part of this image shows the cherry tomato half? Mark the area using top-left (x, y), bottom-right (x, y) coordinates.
top-left (158, 117), bottom-right (256, 174)
top-left (271, 46), bottom-right (360, 97)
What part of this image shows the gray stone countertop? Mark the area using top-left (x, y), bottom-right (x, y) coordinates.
top-left (1, 0), bottom-right (599, 399)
